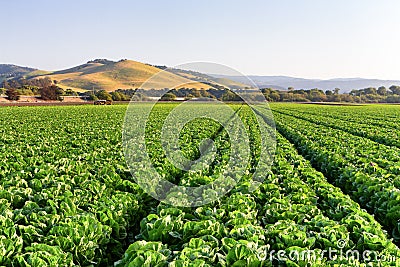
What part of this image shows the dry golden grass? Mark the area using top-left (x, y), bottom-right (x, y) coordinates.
top-left (33, 60), bottom-right (213, 91)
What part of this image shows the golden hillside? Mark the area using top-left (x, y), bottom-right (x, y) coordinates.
top-left (32, 59), bottom-right (213, 91)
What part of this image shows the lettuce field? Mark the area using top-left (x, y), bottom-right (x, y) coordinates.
top-left (1, 103), bottom-right (400, 266)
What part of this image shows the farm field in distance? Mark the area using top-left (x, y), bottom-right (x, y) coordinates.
top-left (1, 102), bottom-right (400, 266)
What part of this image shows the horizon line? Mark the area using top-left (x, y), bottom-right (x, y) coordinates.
top-left (1, 59), bottom-right (400, 82)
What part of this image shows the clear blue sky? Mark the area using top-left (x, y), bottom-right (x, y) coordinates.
top-left (1, 0), bottom-right (400, 79)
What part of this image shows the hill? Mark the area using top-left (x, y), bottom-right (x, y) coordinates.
top-left (30, 59), bottom-right (214, 91)
top-left (4, 60), bottom-right (400, 93)
top-left (210, 74), bottom-right (400, 93)
top-left (0, 64), bottom-right (37, 82)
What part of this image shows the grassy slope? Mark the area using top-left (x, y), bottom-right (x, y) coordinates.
top-left (32, 60), bottom-right (214, 91)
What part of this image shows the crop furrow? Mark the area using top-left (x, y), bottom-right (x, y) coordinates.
top-left (271, 111), bottom-right (400, 245)
top-left (275, 108), bottom-right (400, 149)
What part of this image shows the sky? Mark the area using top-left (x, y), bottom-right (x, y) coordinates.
top-left (1, 0), bottom-right (400, 79)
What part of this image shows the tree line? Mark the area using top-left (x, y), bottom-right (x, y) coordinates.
top-left (151, 86), bottom-right (400, 103)
top-left (260, 86), bottom-right (400, 103)
top-left (0, 78), bottom-right (77, 101)
top-left (2, 77), bottom-right (400, 103)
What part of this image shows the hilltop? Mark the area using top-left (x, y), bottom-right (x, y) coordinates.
top-left (27, 59), bottom-right (214, 92)
top-left (0, 60), bottom-right (256, 92)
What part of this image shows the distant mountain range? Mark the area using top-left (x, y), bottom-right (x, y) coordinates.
top-left (1, 60), bottom-right (399, 93)
top-left (210, 75), bottom-right (400, 93)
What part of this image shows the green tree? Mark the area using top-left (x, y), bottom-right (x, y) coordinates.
top-left (191, 89), bottom-right (201, 97)
top-left (110, 91), bottom-right (129, 101)
top-left (110, 92), bottom-right (122, 101)
top-left (184, 94), bottom-right (194, 100)
top-left (88, 93), bottom-right (98, 101)
top-left (40, 85), bottom-right (63, 100)
top-left (270, 91), bottom-right (280, 101)
top-left (1, 80), bottom-right (10, 89)
top-left (389, 85), bottom-right (400, 95)
top-left (377, 86), bottom-right (387, 96)
top-left (6, 88), bottom-right (20, 100)
top-left (334, 88), bottom-right (340, 95)
top-left (341, 94), bottom-right (354, 102)
top-left (222, 91), bottom-right (242, 101)
top-left (65, 89), bottom-right (77, 96)
top-left (309, 89), bottom-right (327, 102)
top-left (364, 87), bottom-right (377, 95)
top-left (200, 89), bottom-right (210, 97)
top-left (96, 90), bottom-right (113, 101)
top-left (161, 93), bottom-right (176, 101)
